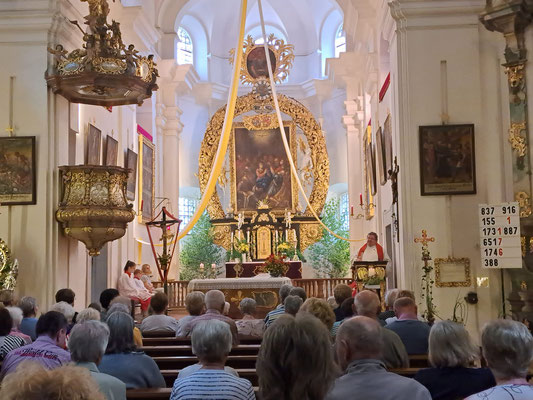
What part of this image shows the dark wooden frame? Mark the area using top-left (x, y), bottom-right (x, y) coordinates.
top-left (419, 124), bottom-right (476, 196)
top-left (126, 148), bottom-right (137, 201)
top-left (0, 136), bottom-right (36, 205)
top-left (376, 126), bottom-right (387, 185)
top-left (105, 135), bottom-right (118, 166)
top-left (87, 123), bottom-right (102, 165)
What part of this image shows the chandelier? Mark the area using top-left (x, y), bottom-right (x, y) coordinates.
top-left (45, 0), bottom-right (158, 106)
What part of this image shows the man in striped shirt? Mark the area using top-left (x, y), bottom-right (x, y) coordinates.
top-left (171, 320), bottom-right (255, 400)
top-left (263, 284), bottom-right (292, 328)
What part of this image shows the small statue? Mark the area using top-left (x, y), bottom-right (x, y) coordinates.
top-left (48, 44), bottom-right (68, 67)
top-left (124, 44), bottom-right (139, 74)
top-left (388, 156), bottom-right (399, 205)
top-left (109, 20), bottom-right (125, 51)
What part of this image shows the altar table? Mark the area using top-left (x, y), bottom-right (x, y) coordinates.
top-left (188, 276), bottom-right (292, 319)
top-left (225, 261), bottom-right (302, 279)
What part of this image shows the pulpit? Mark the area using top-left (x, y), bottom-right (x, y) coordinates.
top-left (352, 260), bottom-right (388, 310)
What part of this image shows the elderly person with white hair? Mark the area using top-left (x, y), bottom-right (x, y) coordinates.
top-left (50, 301), bottom-right (76, 333)
top-left (6, 307), bottom-right (31, 344)
top-left (187, 290), bottom-right (239, 345)
top-left (170, 320), bottom-right (255, 400)
top-left (264, 284), bottom-right (292, 328)
top-left (465, 319), bottom-right (533, 400)
top-left (414, 320), bottom-right (495, 400)
top-left (284, 295), bottom-right (303, 316)
top-left (236, 298), bottom-right (264, 338)
top-left (19, 296), bottom-right (38, 340)
top-left (69, 321), bottom-right (126, 400)
top-left (379, 288), bottom-right (400, 322)
top-left (98, 312), bottom-right (165, 389)
top-left (77, 308), bottom-right (101, 323)
top-left (176, 291), bottom-right (205, 337)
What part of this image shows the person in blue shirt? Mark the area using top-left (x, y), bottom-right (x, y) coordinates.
top-left (385, 297), bottom-right (430, 354)
top-left (18, 296), bottom-right (38, 341)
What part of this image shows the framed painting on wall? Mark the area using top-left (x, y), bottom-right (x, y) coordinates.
top-left (105, 136), bottom-right (118, 166)
top-left (87, 123), bottom-right (101, 165)
top-left (139, 135), bottom-right (155, 222)
top-left (383, 114), bottom-right (393, 173)
top-left (363, 127), bottom-right (375, 219)
top-left (419, 124), bottom-right (476, 195)
top-left (434, 257), bottom-right (471, 287)
top-left (376, 126), bottom-right (387, 185)
top-left (125, 148), bottom-right (137, 201)
top-left (0, 136), bottom-right (36, 205)
top-left (230, 122), bottom-right (297, 215)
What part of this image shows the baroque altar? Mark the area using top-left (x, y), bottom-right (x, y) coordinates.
top-left (198, 35), bottom-right (330, 261)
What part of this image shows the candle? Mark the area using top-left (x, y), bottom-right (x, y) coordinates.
top-left (351, 205), bottom-right (354, 216)
top-left (211, 263), bottom-right (216, 270)
top-left (359, 193), bottom-right (363, 206)
top-left (247, 230), bottom-right (250, 243)
top-left (199, 263), bottom-right (204, 271)
top-left (285, 229), bottom-right (288, 241)
top-left (275, 230), bottom-right (278, 242)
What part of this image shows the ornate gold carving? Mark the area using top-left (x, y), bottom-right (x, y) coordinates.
top-left (56, 165), bottom-right (135, 256)
top-left (92, 57), bottom-right (127, 74)
top-left (211, 225), bottom-right (232, 250)
top-left (243, 114), bottom-right (279, 130)
top-left (256, 226), bottom-right (272, 259)
top-left (198, 93), bottom-right (329, 221)
top-left (515, 191), bottom-right (532, 217)
top-left (505, 64), bottom-right (524, 88)
top-left (434, 257), bottom-right (471, 288)
top-left (299, 223), bottom-right (322, 251)
top-left (521, 236), bottom-right (526, 257)
top-left (232, 263), bottom-right (243, 278)
top-left (509, 122), bottom-right (527, 157)
top-left (230, 35), bottom-right (294, 85)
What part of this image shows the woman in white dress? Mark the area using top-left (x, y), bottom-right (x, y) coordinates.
top-left (117, 261), bottom-right (151, 317)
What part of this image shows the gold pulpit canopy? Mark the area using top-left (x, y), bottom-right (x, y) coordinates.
top-left (199, 35), bottom-right (329, 253)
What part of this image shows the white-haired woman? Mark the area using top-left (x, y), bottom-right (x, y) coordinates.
top-left (236, 297), bottom-right (264, 338)
top-left (176, 291), bottom-right (205, 337)
top-left (170, 320), bottom-right (255, 400)
top-left (465, 319), bottom-right (533, 400)
top-left (6, 307), bottom-right (31, 344)
top-left (98, 312), bottom-right (165, 389)
top-left (414, 320), bottom-right (495, 400)
top-left (50, 301), bottom-right (76, 333)
top-left (76, 308), bottom-right (101, 324)
top-left (69, 320), bottom-right (126, 399)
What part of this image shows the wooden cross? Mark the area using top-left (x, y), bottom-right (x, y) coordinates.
top-left (414, 230), bottom-right (435, 247)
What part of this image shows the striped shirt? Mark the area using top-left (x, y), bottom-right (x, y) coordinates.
top-left (264, 304), bottom-right (285, 328)
top-left (0, 335), bottom-right (26, 360)
top-left (171, 369), bottom-right (255, 400)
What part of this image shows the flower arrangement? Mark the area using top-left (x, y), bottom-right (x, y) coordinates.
top-left (234, 238), bottom-right (250, 254)
top-left (276, 241), bottom-right (306, 262)
top-left (277, 241), bottom-right (292, 254)
top-left (263, 254), bottom-right (289, 277)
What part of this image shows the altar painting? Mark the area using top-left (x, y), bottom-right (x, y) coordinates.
top-left (231, 123), bottom-right (296, 214)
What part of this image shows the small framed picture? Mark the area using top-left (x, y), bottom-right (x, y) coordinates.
top-left (0, 136), bottom-right (36, 205)
top-left (105, 136), bottom-right (118, 166)
top-left (419, 124), bottom-right (476, 195)
top-left (87, 124), bottom-right (102, 165)
top-left (126, 148), bottom-right (137, 201)
top-left (434, 257), bottom-right (471, 287)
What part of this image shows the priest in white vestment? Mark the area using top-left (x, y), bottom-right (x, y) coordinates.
top-left (356, 232), bottom-right (385, 261)
top-left (117, 260), bottom-right (152, 317)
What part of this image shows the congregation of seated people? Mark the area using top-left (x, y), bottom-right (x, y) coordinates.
top-left (0, 281), bottom-right (531, 400)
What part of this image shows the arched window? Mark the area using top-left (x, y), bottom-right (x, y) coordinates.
top-left (339, 192), bottom-right (349, 231)
top-left (335, 24), bottom-right (346, 58)
top-left (177, 26), bottom-right (193, 65)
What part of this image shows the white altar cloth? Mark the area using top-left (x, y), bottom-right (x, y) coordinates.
top-left (188, 276), bottom-right (292, 292)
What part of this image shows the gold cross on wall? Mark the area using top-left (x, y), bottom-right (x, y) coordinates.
top-left (414, 230), bottom-right (435, 246)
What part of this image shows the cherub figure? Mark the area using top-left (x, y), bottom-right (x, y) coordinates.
top-left (124, 44), bottom-right (139, 73)
top-left (47, 44), bottom-right (68, 73)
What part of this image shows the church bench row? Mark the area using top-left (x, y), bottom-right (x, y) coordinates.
top-left (153, 355), bottom-right (258, 370)
top-left (140, 344), bottom-right (261, 357)
top-left (160, 368), bottom-right (258, 387)
top-left (126, 387), bottom-right (260, 400)
top-left (142, 335), bottom-right (262, 346)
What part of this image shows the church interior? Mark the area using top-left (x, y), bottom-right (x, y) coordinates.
top-left (0, 0), bottom-right (532, 399)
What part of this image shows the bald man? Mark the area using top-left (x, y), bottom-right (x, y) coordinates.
top-left (327, 316), bottom-right (431, 400)
top-left (187, 290), bottom-right (239, 345)
top-left (353, 290), bottom-right (408, 368)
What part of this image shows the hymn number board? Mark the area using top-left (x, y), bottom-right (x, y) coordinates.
top-left (478, 203), bottom-right (521, 269)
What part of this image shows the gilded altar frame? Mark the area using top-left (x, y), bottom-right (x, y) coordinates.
top-left (230, 121), bottom-right (297, 216)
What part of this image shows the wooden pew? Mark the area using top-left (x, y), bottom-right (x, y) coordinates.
top-left (140, 344), bottom-right (261, 357)
top-left (160, 368), bottom-right (259, 387)
top-left (389, 368), bottom-right (421, 378)
top-left (142, 336), bottom-right (262, 347)
top-left (153, 355), bottom-right (257, 370)
top-left (408, 354), bottom-right (429, 368)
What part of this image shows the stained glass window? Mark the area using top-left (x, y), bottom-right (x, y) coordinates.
top-left (177, 27), bottom-right (193, 65)
top-left (335, 24), bottom-right (346, 58)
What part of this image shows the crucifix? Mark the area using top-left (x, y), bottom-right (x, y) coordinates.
top-left (146, 207), bottom-right (181, 294)
top-left (414, 229), bottom-right (437, 325)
